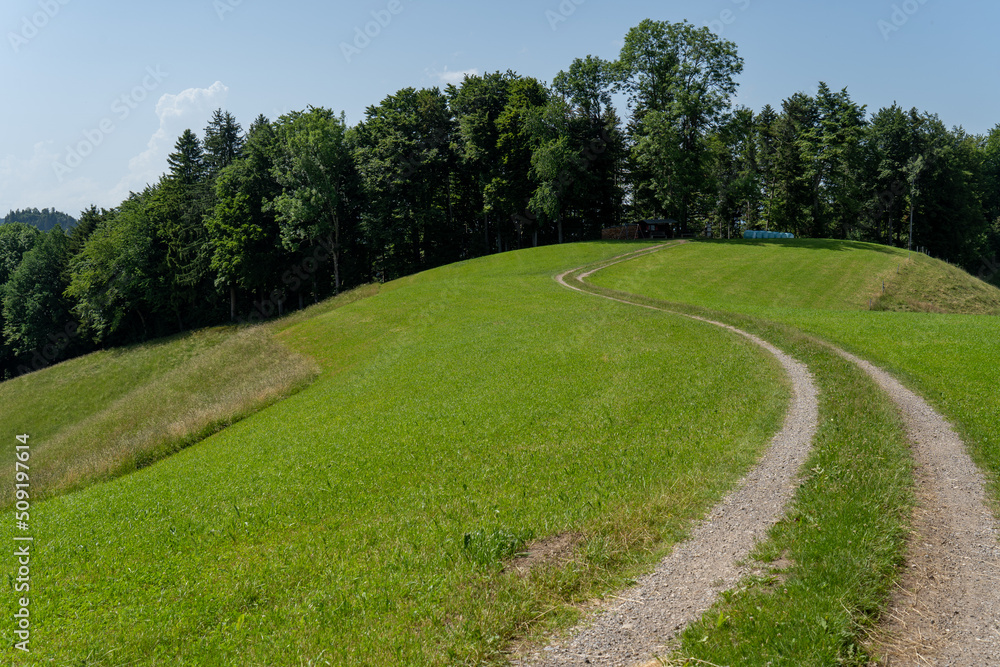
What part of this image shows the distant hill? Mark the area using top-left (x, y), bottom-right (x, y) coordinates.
top-left (1, 207), bottom-right (77, 231)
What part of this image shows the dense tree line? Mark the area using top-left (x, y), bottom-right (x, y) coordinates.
top-left (2, 19), bottom-right (999, 379)
top-left (2, 208), bottom-right (77, 232)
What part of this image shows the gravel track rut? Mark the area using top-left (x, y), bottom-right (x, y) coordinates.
top-left (513, 250), bottom-right (820, 666)
top-left (515, 245), bottom-right (1000, 666)
top-left (836, 351), bottom-right (1000, 666)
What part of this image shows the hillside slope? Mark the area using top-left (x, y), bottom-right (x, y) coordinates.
top-left (599, 239), bottom-right (1000, 315)
top-left (0, 242), bottom-right (790, 665)
top-left (592, 238), bottom-right (1000, 504)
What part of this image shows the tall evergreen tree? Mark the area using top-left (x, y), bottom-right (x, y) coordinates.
top-left (814, 84), bottom-right (867, 238)
top-left (353, 88), bottom-right (458, 280)
top-left (769, 92), bottom-right (821, 236)
top-left (490, 76), bottom-right (549, 248)
top-left (207, 115), bottom-right (288, 319)
top-left (861, 105), bottom-right (921, 244)
top-left (204, 109), bottom-right (245, 177)
top-left (157, 130), bottom-right (217, 328)
top-left (447, 71), bottom-right (517, 253)
top-left (709, 107), bottom-right (760, 237)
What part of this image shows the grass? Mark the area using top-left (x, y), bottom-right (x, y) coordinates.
top-left (0, 242), bottom-right (790, 665)
top-left (586, 239), bottom-right (999, 663)
top-left (4, 237), bottom-right (992, 665)
top-left (0, 317), bottom-right (324, 509)
top-left (598, 239), bottom-right (908, 313)
top-left (875, 252), bottom-right (1000, 315)
top-left (592, 239), bottom-right (1000, 506)
top-left (601, 238), bottom-right (1000, 316)
top-left (0, 285), bottom-right (379, 510)
top-left (777, 310), bottom-right (1000, 511)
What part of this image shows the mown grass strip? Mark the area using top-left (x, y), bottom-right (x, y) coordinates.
top-left (578, 269), bottom-right (913, 666)
top-left (0, 286), bottom-right (378, 508)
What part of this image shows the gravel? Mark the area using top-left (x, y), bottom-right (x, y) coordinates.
top-left (540, 249), bottom-right (1000, 667)
top-left (836, 351), bottom-right (1000, 666)
top-left (524, 263), bottom-right (820, 666)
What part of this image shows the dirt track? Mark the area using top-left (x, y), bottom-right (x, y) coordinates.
top-left (516, 245), bottom-right (1000, 666)
top-left (839, 351), bottom-right (1000, 666)
top-left (513, 254), bottom-right (819, 666)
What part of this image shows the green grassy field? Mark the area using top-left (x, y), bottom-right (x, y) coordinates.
top-left (600, 239), bottom-right (1000, 316)
top-left (592, 239), bottom-right (1000, 506)
top-left (0, 322), bottom-right (319, 508)
top-left (1, 242), bottom-right (790, 665)
top-left (778, 310), bottom-right (1000, 508)
top-left (588, 239), bottom-right (999, 664)
top-left (4, 237), bottom-right (994, 666)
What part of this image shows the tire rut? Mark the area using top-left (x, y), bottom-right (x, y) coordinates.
top-left (514, 249), bottom-right (820, 666)
top-left (835, 351), bottom-right (1000, 666)
top-left (517, 245), bottom-right (999, 666)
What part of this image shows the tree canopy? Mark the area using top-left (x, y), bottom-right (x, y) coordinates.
top-left (2, 18), bottom-right (999, 380)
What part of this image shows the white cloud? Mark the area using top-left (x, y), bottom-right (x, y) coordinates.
top-left (0, 82), bottom-right (231, 217)
top-left (111, 81), bottom-right (229, 200)
top-left (428, 67), bottom-right (478, 85)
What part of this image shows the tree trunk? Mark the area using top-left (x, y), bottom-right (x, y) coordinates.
top-left (334, 215), bottom-right (341, 292)
top-left (230, 284), bottom-right (237, 321)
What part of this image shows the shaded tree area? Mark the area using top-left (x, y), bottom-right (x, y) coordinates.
top-left (3, 19), bottom-right (1000, 379)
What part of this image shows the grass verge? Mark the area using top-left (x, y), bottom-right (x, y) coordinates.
top-left (576, 272), bottom-right (913, 665)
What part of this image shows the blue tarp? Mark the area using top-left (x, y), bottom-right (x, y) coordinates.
top-left (743, 231), bottom-right (795, 239)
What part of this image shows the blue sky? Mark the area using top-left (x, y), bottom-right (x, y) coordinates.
top-left (2, 0), bottom-right (997, 217)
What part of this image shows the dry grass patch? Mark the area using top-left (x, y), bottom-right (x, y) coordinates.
top-left (0, 325), bottom-right (317, 507)
top-left (506, 532), bottom-right (584, 577)
top-left (875, 253), bottom-right (1000, 315)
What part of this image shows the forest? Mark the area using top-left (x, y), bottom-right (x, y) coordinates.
top-left (2, 18), bottom-right (999, 380)
top-left (2, 208), bottom-right (77, 232)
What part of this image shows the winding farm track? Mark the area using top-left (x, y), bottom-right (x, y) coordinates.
top-left (516, 245), bottom-right (821, 666)
top-left (841, 350), bottom-right (1000, 666)
top-left (517, 243), bottom-right (1000, 666)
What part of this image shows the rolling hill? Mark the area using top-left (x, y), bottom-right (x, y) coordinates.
top-left (2, 238), bottom-right (997, 665)
top-left (591, 239), bottom-right (1000, 503)
top-left (1, 242), bottom-right (789, 664)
